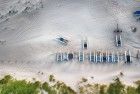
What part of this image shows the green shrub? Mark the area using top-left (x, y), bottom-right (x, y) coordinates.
top-left (49, 75), bottom-right (55, 82)
top-left (100, 85), bottom-right (107, 94)
top-left (1, 75), bottom-right (140, 94)
top-left (126, 86), bottom-right (137, 94)
top-left (0, 75), bottom-right (12, 84)
top-left (107, 77), bottom-right (125, 94)
top-left (0, 75), bottom-right (40, 94)
top-left (42, 82), bottom-right (57, 94)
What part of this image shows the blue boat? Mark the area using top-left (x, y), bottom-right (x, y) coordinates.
top-left (68, 53), bottom-right (73, 60)
top-left (97, 55), bottom-right (100, 62)
top-left (133, 11), bottom-right (140, 17)
top-left (89, 52), bottom-right (95, 63)
top-left (96, 52), bottom-right (101, 63)
top-left (114, 54), bottom-right (119, 63)
top-left (79, 52), bottom-right (84, 62)
top-left (102, 53), bottom-right (107, 62)
top-left (108, 53), bottom-right (113, 63)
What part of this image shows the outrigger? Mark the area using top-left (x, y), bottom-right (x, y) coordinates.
top-left (89, 51), bottom-right (96, 63)
top-left (136, 50), bottom-right (140, 59)
top-left (82, 37), bottom-right (88, 50)
top-left (108, 52), bottom-right (113, 63)
top-left (62, 53), bottom-right (68, 61)
top-left (115, 35), bottom-right (122, 47)
top-left (125, 50), bottom-right (132, 63)
top-left (56, 53), bottom-right (63, 62)
top-left (133, 11), bottom-right (140, 17)
top-left (96, 51), bottom-right (101, 63)
top-left (56, 51), bottom-right (133, 64)
top-left (101, 52), bottom-right (107, 62)
top-left (133, 10), bottom-right (140, 21)
top-left (56, 52), bottom-right (74, 62)
top-left (78, 52), bottom-right (84, 62)
top-left (114, 52), bottom-right (119, 63)
top-left (114, 24), bottom-right (122, 47)
top-left (68, 53), bottom-right (74, 61)
top-left (56, 36), bottom-right (69, 45)
top-left (114, 24), bottom-right (122, 33)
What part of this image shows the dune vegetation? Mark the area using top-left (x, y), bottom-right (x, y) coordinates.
top-left (0, 75), bottom-right (140, 94)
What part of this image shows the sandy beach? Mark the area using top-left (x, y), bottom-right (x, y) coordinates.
top-left (0, 0), bottom-right (140, 91)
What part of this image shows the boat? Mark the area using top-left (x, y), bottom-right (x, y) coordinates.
top-left (125, 50), bottom-right (132, 63)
